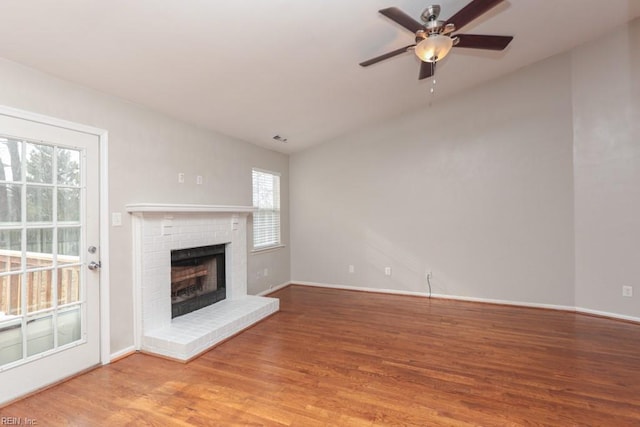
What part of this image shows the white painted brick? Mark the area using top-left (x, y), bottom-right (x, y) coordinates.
top-left (134, 210), bottom-right (278, 360)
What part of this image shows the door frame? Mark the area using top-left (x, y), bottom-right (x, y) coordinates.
top-left (0, 104), bottom-right (110, 366)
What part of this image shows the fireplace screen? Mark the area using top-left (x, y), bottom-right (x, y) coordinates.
top-left (170, 244), bottom-right (226, 318)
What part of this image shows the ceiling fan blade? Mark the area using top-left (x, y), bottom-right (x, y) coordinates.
top-left (445, 0), bottom-right (504, 31)
top-left (359, 44), bottom-right (415, 67)
top-left (379, 7), bottom-right (424, 33)
top-left (419, 61), bottom-right (436, 80)
top-left (454, 34), bottom-right (513, 50)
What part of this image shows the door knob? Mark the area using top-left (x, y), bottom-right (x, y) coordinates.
top-left (88, 261), bottom-right (102, 271)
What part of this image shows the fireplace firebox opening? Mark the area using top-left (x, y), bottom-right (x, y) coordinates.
top-left (170, 244), bottom-right (226, 318)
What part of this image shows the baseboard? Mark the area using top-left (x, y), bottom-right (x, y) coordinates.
top-left (109, 345), bottom-right (137, 364)
top-left (575, 307), bottom-right (640, 324)
top-left (294, 280), bottom-right (430, 298)
top-left (428, 292), bottom-right (575, 312)
top-left (256, 281), bottom-right (292, 296)
top-left (292, 281), bottom-right (639, 324)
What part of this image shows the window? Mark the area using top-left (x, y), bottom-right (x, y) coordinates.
top-left (252, 168), bottom-right (281, 250)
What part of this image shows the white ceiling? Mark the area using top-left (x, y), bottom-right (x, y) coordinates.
top-left (0, 1), bottom-right (638, 154)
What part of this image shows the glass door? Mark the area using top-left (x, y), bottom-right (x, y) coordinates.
top-left (0, 113), bottom-right (100, 404)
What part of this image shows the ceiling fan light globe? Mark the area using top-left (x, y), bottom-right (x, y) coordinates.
top-left (415, 34), bottom-right (453, 63)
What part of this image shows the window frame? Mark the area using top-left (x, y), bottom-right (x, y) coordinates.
top-left (251, 168), bottom-right (282, 252)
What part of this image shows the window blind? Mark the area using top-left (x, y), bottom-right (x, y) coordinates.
top-left (252, 169), bottom-right (281, 249)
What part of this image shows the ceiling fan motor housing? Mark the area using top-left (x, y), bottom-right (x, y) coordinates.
top-left (426, 19), bottom-right (445, 35)
top-left (421, 5), bottom-right (441, 22)
top-left (420, 5), bottom-right (447, 36)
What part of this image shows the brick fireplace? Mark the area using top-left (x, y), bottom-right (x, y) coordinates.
top-left (127, 204), bottom-right (279, 361)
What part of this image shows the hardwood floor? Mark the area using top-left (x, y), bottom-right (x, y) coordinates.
top-left (2, 285), bottom-right (640, 426)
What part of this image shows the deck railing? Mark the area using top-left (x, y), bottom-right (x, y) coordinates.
top-left (0, 251), bottom-right (80, 318)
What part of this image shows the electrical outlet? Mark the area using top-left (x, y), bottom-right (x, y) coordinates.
top-left (348, 265), bottom-right (355, 274)
top-left (622, 286), bottom-right (633, 297)
top-left (426, 271), bottom-right (432, 280)
top-left (384, 267), bottom-right (392, 276)
top-left (263, 268), bottom-right (269, 277)
top-left (196, 175), bottom-right (203, 185)
top-left (178, 172), bottom-right (185, 183)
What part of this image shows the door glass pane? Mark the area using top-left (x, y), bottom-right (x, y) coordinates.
top-left (26, 186), bottom-right (53, 222)
top-left (57, 306), bottom-right (81, 346)
top-left (26, 314), bottom-right (54, 356)
top-left (58, 266), bottom-right (80, 305)
top-left (0, 137), bottom-right (22, 182)
top-left (58, 188), bottom-right (80, 222)
top-left (0, 322), bottom-right (23, 365)
top-left (25, 143), bottom-right (53, 184)
top-left (0, 274), bottom-right (22, 317)
top-left (26, 228), bottom-right (53, 268)
top-left (57, 148), bottom-right (80, 187)
top-left (27, 270), bottom-right (53, 313)
top-left (58, 227), bottom-right (80, 265)
top-left (0, 229), bottom-right (22, 272)
top-left (0, 184), bottom-right (22, 224)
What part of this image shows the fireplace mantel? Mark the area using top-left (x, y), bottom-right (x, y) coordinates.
top-left (126, 203), bottom-right (256, 214)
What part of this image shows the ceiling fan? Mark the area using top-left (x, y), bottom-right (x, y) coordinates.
top-left (360, 0), bottom-right (514, 80)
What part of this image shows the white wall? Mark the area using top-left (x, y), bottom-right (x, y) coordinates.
top-left (291, 19), bottom-right (640, 320)
top-left (291, 53), bottom-right (576, 306)
top-left (572, 19), bottom-right (640, 318)
top-left (0, 57), bottom-right (290, 355)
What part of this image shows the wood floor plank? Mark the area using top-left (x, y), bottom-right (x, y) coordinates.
top-left (2, 285), bottom-right (639, 425)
